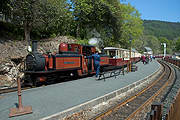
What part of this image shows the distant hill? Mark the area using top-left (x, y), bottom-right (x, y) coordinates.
top-left (143, 20), bottom-right (180, 40)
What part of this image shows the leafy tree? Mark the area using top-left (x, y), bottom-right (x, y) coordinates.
top-left (175, 37), bottom-right (180, 51)
top-left (1, 0), bottom-right (144, 51)
top-left (0, 0), bottom-right (12, 21)
top-left (70, 0), bottom-right (143, 48)
top-left (39, 0), bottom-right (74, 36)
top-left (159, 37), bottom-right (170, 45)
top-left (9, 0), bottom-right (71, 43)
top-left (104, 0), bottom-right (123, 46)
top-left (158, 37), bottom-right (172, 54)
top-left (133, 37), bottom-right (144, 53)
top-left (71, 0), bottom-right (117, 40)
top-left (118, 3), bottom-right (144, 48)
top-left (10, 0), bottom-right (41, 44)
top-left (137, 35), bottom-right (161, 54)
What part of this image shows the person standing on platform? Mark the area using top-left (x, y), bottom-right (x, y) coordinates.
top-left (141, 55), bottom-right (146, 64)
top-left (150, 54), bottom-right (153, 62)
top-left (145, 55), bottom-right (149, 64)
top-left (92, 51), bottom-right (101, 78)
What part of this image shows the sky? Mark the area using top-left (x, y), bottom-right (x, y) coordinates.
top-left (122, 0), bottom-right (180, 22)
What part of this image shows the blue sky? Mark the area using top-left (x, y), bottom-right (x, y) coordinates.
top-left (122, 0), bottom-right (180, 22)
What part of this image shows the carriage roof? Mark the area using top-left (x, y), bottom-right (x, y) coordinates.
top-left (104, 47), bottom-right (127, 51)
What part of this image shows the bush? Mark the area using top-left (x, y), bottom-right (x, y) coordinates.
top-left (50, 33), bottom-right (56, 38)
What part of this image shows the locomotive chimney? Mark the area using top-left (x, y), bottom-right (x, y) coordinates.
top-left (32, 40), bottom-right (38, 53)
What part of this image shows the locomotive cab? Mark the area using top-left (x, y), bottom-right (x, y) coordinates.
top-left (59, 43), bottom-right (81, 54)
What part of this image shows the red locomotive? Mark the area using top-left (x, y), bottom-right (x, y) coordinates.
top-left (24, 41), bottom-right (109, 86)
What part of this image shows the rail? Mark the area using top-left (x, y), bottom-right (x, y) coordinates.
top-left (147, 58), bottom-right (180, 120)
top-left (0, 86), bottom-right (31, 94)
top-left (90, 60), bottom-right (174, 120)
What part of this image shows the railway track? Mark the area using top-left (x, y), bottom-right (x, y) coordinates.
top-left (91, 60), bottom-right (174, 120)
top-left (0, 75), bottom-right (78, 95)
top-left (0, 86), bottom-right (31, 94)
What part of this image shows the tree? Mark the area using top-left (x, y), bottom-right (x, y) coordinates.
top-left (11, 0), bottom-right (41, 44)
top-left (10, 0), bottom-right (71, 44)
top-left (71, 0), bottom-right (117, 40)
top-left (0, 0), bottom-right (12, 21)
top-left (138, 35), bottom-right (161, 54)
top-left (2, 0), bottom-right (144, 51)
top-left (175, 37), bottom-right (180, 51)
top-left (39, 0), bottom-right (74, 36)
top-left (159, 37), bottom-right (172, 54)
top-left (120, 3), bottom-right (144, 48)
top-left (70, 0), bottom-right (143, 48)
top-left (133, 37), bottom-right (144, 53)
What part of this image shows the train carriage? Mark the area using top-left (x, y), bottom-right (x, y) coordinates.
top-left (104, 47), bottom-right (141, 67)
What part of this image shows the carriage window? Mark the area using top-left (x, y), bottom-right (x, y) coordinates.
top-left (109, 51), bottom-right (116, 58)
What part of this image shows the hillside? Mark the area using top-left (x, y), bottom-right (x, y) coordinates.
top-left (143, 20), bottom-right (180, 40)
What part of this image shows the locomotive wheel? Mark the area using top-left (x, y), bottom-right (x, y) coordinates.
top-left (29, 75), bottom-right (37, 87)
top-left (24, 75), bottom-right (33, 87)
top-left (32, 79), bottom-right (37, 87)
top-left (45, 74), bottom-right (57, 85)
top-left (70, 71), bottom-right (79, 80)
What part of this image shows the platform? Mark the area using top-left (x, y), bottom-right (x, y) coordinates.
top-left (0, 60), bottom-right (160, 120)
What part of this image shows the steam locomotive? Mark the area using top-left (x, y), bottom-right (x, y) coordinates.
top-left (24, 41), bottom-right (141, 86)
top-left (24, 41), bottom-right (109, 86)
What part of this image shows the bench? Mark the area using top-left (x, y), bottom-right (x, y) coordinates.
top-left (98, 66), bottom-right (125, 81)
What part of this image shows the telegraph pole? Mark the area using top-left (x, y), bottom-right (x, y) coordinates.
top-left (161, 43), bottom-right (166, 58)
top-left (129, 39), bottom-right (132, 72)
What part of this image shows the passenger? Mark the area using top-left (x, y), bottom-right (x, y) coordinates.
top-left (145, 56), bottom-right (149, 64)
top-left (150, 55), bottom-right (153, 62)
top-left (141, 55), bottom-right (146, 64)
top-left (92, 51), bottom-right (101, 79)
top-left (153, 56), bottom-right (156, 60)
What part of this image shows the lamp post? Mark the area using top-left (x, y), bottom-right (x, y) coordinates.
top-left (161, 43), bottom-right (166, 59)
top-left (129, 39), bottom-right (132, 72)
